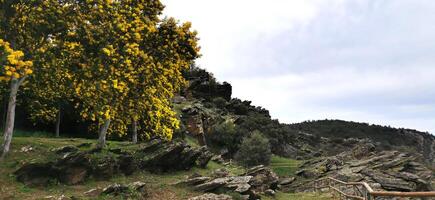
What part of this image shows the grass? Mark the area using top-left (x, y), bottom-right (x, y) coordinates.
top-left (0, 136), bottom-right (236, 200)
top-left (0, 136), bottom-right (329, 200)
top-left (2, 129), bottom-right (54, 138)
top-left (270, 155), bottom-right (302, 177)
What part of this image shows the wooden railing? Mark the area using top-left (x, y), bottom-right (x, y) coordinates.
top-left (311, 177), bottom-right (435, 200)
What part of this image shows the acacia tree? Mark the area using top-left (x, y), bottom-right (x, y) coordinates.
top-left (26, 41), bottom-right (76, 137)
top-left (64, 0), bottom-right (199, 148)
top-left (0, 0), bottom-right (72, 158)
top-left (119, 18), bottom-right (201, 143)
top-left (0, 40), bottom-right (33, 158)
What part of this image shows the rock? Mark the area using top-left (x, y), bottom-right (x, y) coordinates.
top-left (118, 154), bottom-right (137, 176)
top-left (351, 141), bottom-right (375, 159)
top-left (56, 152), bottom-right (91, 185)
top-left (361, 169), bottom-right (416, 191)
top-left (53, 146), bottom-right (79, 155)
top-left (92, 156), bottom-right (119, 180)
top-left (291, 146), bottom-right (434, 193)
top-left (57, 195), bottom-right (71, 200)
top-left (15, 139), bottom-right (221, 188)
top-left (189, 172), bottom-right (202, 179)
top-left (138, 140), bottom-right (206, 172)
top-left (211, 155), bottom-right (225, 164)
top-left (225, 176), bottom-right (252, 193)
top-left (128, 181), bottom-right (147, 192)
top-left (84, 188), bottom-right (102, 197)
top-left (101, 183), bottom-right (129, 196)
top-left (180, 167), bottom-right (277, 200)
top-left (14, 162), bottom-right (57, 186)
top-left (176, 176), bottom-right (212, 186)
top-left (246, 165), bottom-right (279, 192)
top-left (194, 177), bottom-right (232, 192)
top-left (212, 168), bottom-right (230, 178)
top-left (188, 193), bottom-right (233, 200)
top-left (324, 157), bottom-right (343, 171)
top-left (172, 96), bottom-right (187, 104)
top-left (279, 177), bottom-right (296, 185)
top-left (20, 146), bottom-right (34, 153)
top-left (43, 195), bottom-right (71, 200)
top-left (197, 146), bottom-right (213, 168)
top-left (76, 142), bottom-right (92, 148)
top-left (265, 189), bottom-right (275, 196)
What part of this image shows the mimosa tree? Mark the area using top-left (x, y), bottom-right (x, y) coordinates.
top-left (0, 0), bottom-right (72, 158)
top-left (66, 0), bottom-right (199, 148)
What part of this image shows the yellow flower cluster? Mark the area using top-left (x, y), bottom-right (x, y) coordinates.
top-left (0, 39), bottom-right (33, 81)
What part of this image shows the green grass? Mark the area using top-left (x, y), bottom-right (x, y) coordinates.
top-left (1, 129), bottom-right (55, 138)
top-left (270, 155), bottom-right (302, 177)
top-left (0, 136), bottom-right (328, 200)
top-left (0, 136), bottom-right (248, 199)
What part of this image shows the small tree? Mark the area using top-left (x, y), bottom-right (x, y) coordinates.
top-left (235, 130), bottom-right (272, 167)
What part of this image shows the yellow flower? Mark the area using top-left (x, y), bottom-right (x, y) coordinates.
top-left (25, 69), bottom-right (33, 75)
top-left (102, 48), bottom-right (111, 56)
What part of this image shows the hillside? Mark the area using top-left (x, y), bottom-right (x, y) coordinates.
top-left (1, 66), bottom-right (433, 200)
top-left (0, 136), bottom-right (334, 200)
top-left (180, 67), bottom-right (435, 168)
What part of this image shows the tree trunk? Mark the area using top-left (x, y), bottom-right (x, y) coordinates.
top-left (1, 79), bottom-right (20, 159)
top-left (132, 120), bottom-right (138, 144)
top-left (197, 133), bottom-right (207, 146)
top-left (55, 106), bottom-right (61, 138)
top-left (1, 94), bottom-right (8, 131)
top-left (97, 119), bottom-right (111, 149)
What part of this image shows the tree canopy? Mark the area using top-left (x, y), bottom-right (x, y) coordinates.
top-left (0, 0), bottom-right (200, 156)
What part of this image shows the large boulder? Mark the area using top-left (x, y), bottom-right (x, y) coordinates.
top-left (55, 152), bottom-right (92, 185)
top-left (14, 162), bottom-right (58, 186)
top-left (244, 165), bottom-right (279, 192)
top-left (178, 166), bottom-right (278, 199)
top-left (138, 140), bottom-right (205, 172)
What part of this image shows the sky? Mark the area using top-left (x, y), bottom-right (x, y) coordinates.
top-left (161, 0), bottom-right (435, 134)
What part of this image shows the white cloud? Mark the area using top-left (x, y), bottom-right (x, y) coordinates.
top-left (161, 0), bottom-right (435, 133)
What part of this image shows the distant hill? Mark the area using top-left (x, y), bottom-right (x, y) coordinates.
top-left (288, 120), bottom-right (434, 166)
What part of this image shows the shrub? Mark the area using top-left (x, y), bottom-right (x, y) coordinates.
top-left (207, 121), bottom-right (239, 156)
top-left (212, 97), bottom-right (227, 109)
top-left (234, 130), bottom-right (271, 167)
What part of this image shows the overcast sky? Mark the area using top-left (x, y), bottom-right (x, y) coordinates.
top-left (162, 0), bottom-right (435, 133)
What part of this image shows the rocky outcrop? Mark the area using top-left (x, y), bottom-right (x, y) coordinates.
top-left (289, 142), bottom-right (433, 193)
top-left (15, 152), bottom-right (92, 186)
top-left (188, 193), bottom-right (233, 200)
top-left (137, 139), bottom-right (213, 172)
top-left (177, 166), bottom-right (278, 199)
top-left (15, 139), bottom-right (213, 187)
top-left (82, 181), bottom-right (148, 198)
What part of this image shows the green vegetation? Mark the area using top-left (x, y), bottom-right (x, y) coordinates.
top-left (235, 130), bottom-right (272, 167)
top-left (0, 136), bottom-right (325, 200)
top-left (270, 155), bottom-right (301, 177)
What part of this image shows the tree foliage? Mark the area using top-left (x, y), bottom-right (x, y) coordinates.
top-left (60, 1), bottom-right (199, 146)
top-left (0, 0), bottom-right (200, 154)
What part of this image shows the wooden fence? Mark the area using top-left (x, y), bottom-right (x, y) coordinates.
top-left (311, 177), bottom-right (435, 200)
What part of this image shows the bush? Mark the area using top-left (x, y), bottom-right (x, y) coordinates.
top-left (234, 130), bottom-right (271, 167)
top-left (207, 121), bottom-right (239, 156)
top-left (212, 97), bottom-right (227, 109)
